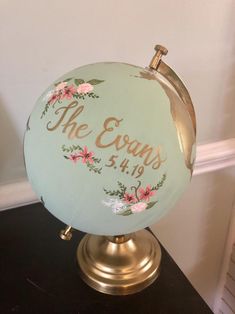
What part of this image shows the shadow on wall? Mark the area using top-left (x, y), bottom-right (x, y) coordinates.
top-left (152, 169), bottom-right (235, 309)
top-left (187, 170), bottom-right (235, 307)
top-left (0, 97), bottom-right (26, 184)
top-left (220, 4), bottom-right (235, 140)
top-left (221, 58), bottom-right (235, 139)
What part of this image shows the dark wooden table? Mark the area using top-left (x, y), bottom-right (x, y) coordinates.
top-left (0, 203), bottom-right (212, 313)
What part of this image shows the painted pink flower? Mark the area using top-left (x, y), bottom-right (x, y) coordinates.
top-left (77, 146), bottom-right (94, 164)
top-left (131, 202), bottom-right (147, 213)
top-left (68, 153), bottom-right (80, 163)
top-left (123, 193), bottom-right (137, 204)
top-left (61, 85), bottom-right (76, 100)
top-left (77, 83), bottom-right (93, 94)
top-left (138, 185), bottom-right (156, 202)
top-left (56, 81), bottom-right (67, 91)
top-left (48, 93), bottom-right (60, 105)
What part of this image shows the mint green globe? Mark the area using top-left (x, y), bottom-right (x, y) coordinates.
top-left (24, 62), bottom-right (196, 235)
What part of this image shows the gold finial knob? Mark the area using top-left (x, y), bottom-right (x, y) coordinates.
top-left (60, 225), bottom-right (73, 241)
top-left (149, 44), bottom-right (168, 70)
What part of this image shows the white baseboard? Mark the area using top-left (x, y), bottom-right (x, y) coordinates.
top-left (194, 138), bottom-right (235, 175)
top-left (0, 138), bottom-right (235, 211)
top-left (0, 180), bottom-right (38, 211)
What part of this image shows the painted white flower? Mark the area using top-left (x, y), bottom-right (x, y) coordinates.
top-left (102, 198), bottom-right (127, 214)
top-left (130, 202), bottom-right (147, 213)
top-left (55, 81), bottom-right (67, 91)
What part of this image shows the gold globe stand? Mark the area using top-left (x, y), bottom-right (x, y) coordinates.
top-left (76, 229), bottom-right (161, 295)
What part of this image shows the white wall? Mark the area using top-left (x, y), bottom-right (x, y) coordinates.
top-left (0, 0), bottom-right (235, 309)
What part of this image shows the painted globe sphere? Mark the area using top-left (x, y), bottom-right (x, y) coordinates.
top-left (24, 62), bottom-right (196, 235)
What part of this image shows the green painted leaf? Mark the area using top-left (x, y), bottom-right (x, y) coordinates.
top-left (74, 79), bottom-right (85, 86)
top-left (120, 209), bottom-right (132, 216)
top-left (64, 78), bottom-right (72, 82)
top-left (87, 79), bottom-right (104, 85)
top-left (146, 201), bottom-right (157, 210)
top-left (54, 81), bottom-right (61, 87)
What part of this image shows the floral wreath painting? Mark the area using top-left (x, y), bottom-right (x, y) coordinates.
top-left (102, 174), bottom-right (166, 216)
top-left (41, 78), bottom-right (104, 119)
top-left (62, 144), bottom-right (102, 174)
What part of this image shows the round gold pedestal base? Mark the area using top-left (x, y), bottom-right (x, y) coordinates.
top-left (76, 229), bottom-right (161, 295)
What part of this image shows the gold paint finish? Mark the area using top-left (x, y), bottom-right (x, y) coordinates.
top-left (157, 74), bottom-right (196, 174)
top-left (77, 229), bottom-right (161, 295)
top-left (149, 45), bottom-right (168, 70)
top-left (147, 44), bottom-right (196, 175)
top-left (157, 61), bottom-right (196, 135)
top-left (60, 225), bottom-right (73, 240)
top-left (156, 63), bottom-right (196, 175)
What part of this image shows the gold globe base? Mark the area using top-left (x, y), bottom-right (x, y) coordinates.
top-left (76, 229), bottom-right (161, 295)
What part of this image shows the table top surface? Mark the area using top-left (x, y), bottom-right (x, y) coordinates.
top-left (0, 203), bottom-right (213, 314)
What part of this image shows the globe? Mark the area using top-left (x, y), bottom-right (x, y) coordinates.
top-left (24, 61), bottom-right (196, 235)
